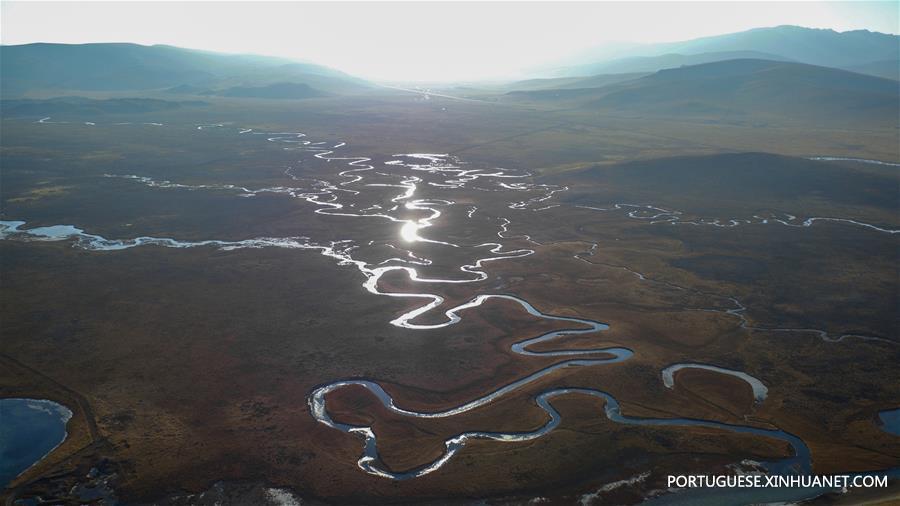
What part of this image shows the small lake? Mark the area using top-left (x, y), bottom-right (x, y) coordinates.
top-left (0, 398), bottom-right (72, 487)
top-left (879, 408), bottom-right (900, 436)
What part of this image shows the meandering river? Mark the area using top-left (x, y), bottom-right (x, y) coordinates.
top-left (3, 120), bottom-right (897, 503)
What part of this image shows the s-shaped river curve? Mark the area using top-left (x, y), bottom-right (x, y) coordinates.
top-left (9, 121), bottom-right (817, 484)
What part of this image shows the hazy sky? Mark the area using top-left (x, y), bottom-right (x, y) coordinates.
top-left (2, 1), bottom-right (897, 81)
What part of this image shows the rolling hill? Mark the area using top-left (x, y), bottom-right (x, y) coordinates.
top-left (555, 50), bottom-right (791, 77)
top-left (502, 72), bottom-right (648, 92)
top-left (511, 59), bottom-right (898, 126)
top-left (594, 59), bottom-right (897, 122)
top-left (0, 43), bottom-right (370, 97)
top-left (841, 59), bottom-right (900, 81)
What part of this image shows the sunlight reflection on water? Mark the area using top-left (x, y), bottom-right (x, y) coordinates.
top-left (400, 221), bottom-right (420, 242)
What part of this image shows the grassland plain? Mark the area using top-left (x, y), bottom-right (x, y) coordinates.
top-left (1, 90), bottom-right (898, 504)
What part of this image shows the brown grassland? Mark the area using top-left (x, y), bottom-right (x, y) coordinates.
top-left (1, 90), bottom-right (898, 504)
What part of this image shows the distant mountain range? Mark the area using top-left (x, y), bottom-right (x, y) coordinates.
top-left (1, 26), bottom-right (896, 129)
top-left (546, 26), bottom-right (899, 80)
top-left (0, 43), bottom-right (370, 97)
top-left (508, 59), bottom-right (898, 126)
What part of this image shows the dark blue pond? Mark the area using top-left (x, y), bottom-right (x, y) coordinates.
top-left (879, 408), bottom-right (900, 436)
top-left (0, 398), bottom-right (72, 487)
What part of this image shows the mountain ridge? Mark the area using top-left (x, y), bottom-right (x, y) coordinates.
top-left (546, 25), bottom-right (899, 79)
top-left (0, 42), bottom-right (370, 97)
